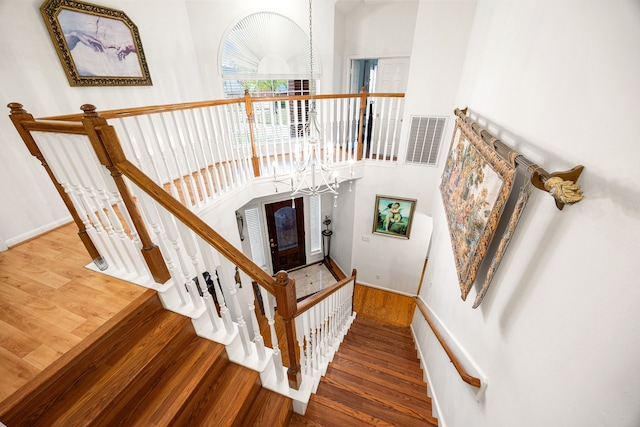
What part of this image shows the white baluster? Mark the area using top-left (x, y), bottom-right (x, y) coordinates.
top-left (262, 290), bottom-right (285, 383)
top-left (145, 115), bottom-right (180, 200)
top-left (298, 311), bottom-right (310, 376)
top-left (213, 106), bottom-right (234, 188)
top-left (156, 114), bottom-right (193, 207)
top-left (176, 223), bottom-right (209, 312)
top-left (223, 264), bottom-right (252, 357)
top-left (198, 108), bottom-right (223, 198)
top-left (191, 108), bottom-right (218, 201)
top-left (156, 208), bottom-right (193, 306)
top-left (212, 267), bottom-right (235, 334)
top-left (231, 103), bottom-right (251, 184)
top-left (170, 110), bottom-right (203, 208)
top-left (181, 110), bottom-right (212, 203)
top-left (389, 97), bottom-right (402, 161)
top-left (244, 275), bottom-right (266, 361)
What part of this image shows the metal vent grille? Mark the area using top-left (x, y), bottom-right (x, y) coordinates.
top-left (405, 116), bottom-right (446, 166)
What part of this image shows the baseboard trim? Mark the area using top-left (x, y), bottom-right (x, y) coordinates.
top-left (6, 216), bottom-right (73, 247)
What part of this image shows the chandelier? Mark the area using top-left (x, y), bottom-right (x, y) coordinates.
top-left (273, 0), bottom-right (352, 206)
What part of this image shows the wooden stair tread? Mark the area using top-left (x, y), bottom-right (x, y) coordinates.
top-left (330, 353), bottom-right (430, 401)
top-left (342, 332), bottom-right (420, 364)
top-left (297, 394), bottom-right (398, 427)
top-left (90, 332), bottom-right (227, 426)
top-left (323, 365), bottom-right (433, 418)
top-left (293, 316), bottom-right (437, 426)
top-left (45, 310), bottom-right (190, 426)
top-left (353, 316), bottom-right (414, 339)
top-left (318, 378), bottom-right (437, 426)
top-left (240, 388), bottom-right (294, 426)
top-left (122, 338), bottom-right (227, 426)
top-left (333, 347), bottom-right (425, 386)
top-left (347, 320), bottom-right (416, 348)
top-left (338, 341), bottom-right (423, 373)
top-left (171, 360), bottom-right (262, 426)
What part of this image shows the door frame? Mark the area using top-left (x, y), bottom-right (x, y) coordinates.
top-left (265, 197), bottom-right (306, 273)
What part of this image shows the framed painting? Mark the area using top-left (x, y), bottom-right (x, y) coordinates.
top-left (440, 118), bottom-right (516, 301)
top-left (40, 0), bottom-right (152, 86)
top-left (372, 195), bottom-right (417, 239)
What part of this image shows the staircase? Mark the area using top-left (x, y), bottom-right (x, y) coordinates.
top-left (0, 289), bottom-right (293, 427)
top-left (290, 316), bottom-right (438, 426)
top-left (0, 289), bottom-right (437, 427)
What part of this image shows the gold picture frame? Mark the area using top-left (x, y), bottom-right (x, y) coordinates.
top-left (372, 195), bottom-right (417, 239)
top-left (40, 0), bottom-right (152, 86)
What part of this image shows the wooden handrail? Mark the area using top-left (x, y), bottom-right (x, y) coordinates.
top-left (41, 97), bottom-right (246, 121)
top-left (414, 297), bottom-right (482, 388)
top-left (296, 269), bottom-right (357, 317)
top-left (39, 91), bottom-right (405, 122)
top-left (115, 158), bottom-right (276, 293)
top-left (7, 103), bottom-right (106, 269)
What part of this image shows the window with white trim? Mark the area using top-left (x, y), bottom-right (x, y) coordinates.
top-left (310, 195), bottom-right (321, 253)
top-left (245, 207), bottom-right (266, 269)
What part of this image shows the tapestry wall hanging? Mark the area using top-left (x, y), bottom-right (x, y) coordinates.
top-left (40, 0), bottom-right (152, 86)
top-left (440, 118), bottom-right (516, 300)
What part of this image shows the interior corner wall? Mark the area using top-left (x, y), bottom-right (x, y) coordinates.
top-left (341, 1), bottom-right (418, 61)
top-left (347, 163), bottom-right (433, 296)
top-left (415, 1), bottom-right (640, 427)
top-left (329, 179), bottom-right (356, 277)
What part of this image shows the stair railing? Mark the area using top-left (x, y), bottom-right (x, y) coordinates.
top-left (7, 98), bottom-right (363, 395)
top-left (294, 270), bottom-right (357, 389)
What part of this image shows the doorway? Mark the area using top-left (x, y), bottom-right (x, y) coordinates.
top-left (265, 198), bottom-right (306, 273)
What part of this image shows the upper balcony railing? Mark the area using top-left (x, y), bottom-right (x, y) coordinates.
top-left (39, 89), bottom-right (404, 210)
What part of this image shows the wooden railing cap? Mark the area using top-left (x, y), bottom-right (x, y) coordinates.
top-left (8, 102), bottom-right (26, 114)
top-left (81, 104), bottom-right (99, 118)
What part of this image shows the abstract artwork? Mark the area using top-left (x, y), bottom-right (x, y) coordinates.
top-left (40, 0), bottom-right (152, 86)
top-left (440, 118), bottom-right (516, 300)
top-left (372, 195), bottom-right (416, 239)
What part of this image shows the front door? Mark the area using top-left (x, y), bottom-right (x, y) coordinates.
top-left (265, 198), bottom-right (306, 273)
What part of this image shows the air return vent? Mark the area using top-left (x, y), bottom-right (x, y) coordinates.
top-left (405, 116), bottom-right (446, 166)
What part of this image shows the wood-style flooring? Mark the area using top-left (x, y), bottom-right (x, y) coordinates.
top-left (0, 222), bottom-right (419, 409)
top-left (0, 222), bottom-right (147, 403)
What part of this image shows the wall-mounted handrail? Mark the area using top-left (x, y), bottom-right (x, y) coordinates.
top-left (454, 108), bottom-right (585, 210)
top-left (414, 297), bottom-right (482, 388)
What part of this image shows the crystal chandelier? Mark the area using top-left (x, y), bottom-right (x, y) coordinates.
top-left (273, 0), bottom-right (351, 206)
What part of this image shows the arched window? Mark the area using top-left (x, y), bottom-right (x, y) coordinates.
top-left (220, 12), bottom-right (320, 98)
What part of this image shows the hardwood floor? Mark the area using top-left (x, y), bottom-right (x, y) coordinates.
top-left (0, 222), bottom-right (147, 403)
top-left (1, 222), bottom-right (423, 423)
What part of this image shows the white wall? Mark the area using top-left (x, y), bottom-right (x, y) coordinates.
top-left (0, 0), bottom-right (203, 245)
top-left (338, 1), bottom-right (418, 92)
top-left (414, 1), bottom-right (640, 426)
top-left (348, 163), bottom-right (432, 295)
top-left (0, 0), bottom-right (339, 246)
top-left (342, 1), bottom-right (418, 60)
